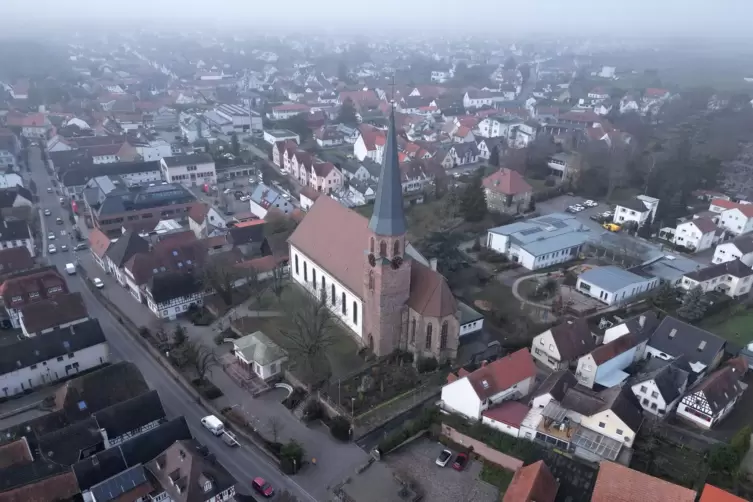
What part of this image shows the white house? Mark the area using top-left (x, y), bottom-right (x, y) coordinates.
top-left (19, 292), bottom-right (90, 337)
top-left (576, 266), bottom-right (660, 306)
top-left (676, 358), bottom-right (747, 429)
top-left (458, 301), bottom-right (484, 337)
top-left (613, 195), bottom-right (660, 227)
top-left (631, 358), bottom-right (689, 417)
top-left (0, 319), bottom-right (109, 398)
top-left (712, 234), bottom-right (753, 266)
top-left (299, 186), bottom-right (321, 211)
top-left (673, 217), bottom-right (719, 252)
top-left (481, 400), bottom-right (530, 438)
top-left (531, 319), bottom-right (596, 371)
top-left (440, 349), bottom-right (536, 420)
top-left (0, 219), bottom-right (34, 258)
top-left (486, 212), bottom-right (591, 271)
top-left (160, 153), bottom-right (217, 187)
top-left (232, 331), bottom-right (288, 381)
top-left (249, 183), bottom-right (293, 219)
top-left (477, 117), bottom-right (523, 139)
top-left (680, 259), bottom-right (753, 299)
top-left (710, 199), bottom-right (753, 236)
top-left (144, 273), bottom-right (204, 320)
top-left (353, 125), bottom-right (386, 163)
top-left (134, 139), bottom-right (173, 162)
top-left (270, 103), bottom-right (310, 120)
top-left (575, 333), bottom-right (647, 389)
top-left (263, 129), bottom-right (300, 146)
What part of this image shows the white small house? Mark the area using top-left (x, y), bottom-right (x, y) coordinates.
top-left (712, 234), bottom-right (753, 266)
top-left (631, 358), bottom-right (689, 417)
top-left (576, 266), bottom-right (660, 306)
top-left (531, 319), bottom-right (596, 371)
top-left (680, 259), bottom-right (753, 299)
top-left (458, 302), bottom-right (484, 337)
top-left (710, 199), bottom-right (753, 236)
top-left (676, 358), bottom-right (747, 429)
top-left (441, 349), bottom-right (536, 420)
top-left (575, 334), bottom-right (647, 389)
top-left (673, 217), bottom-right (719, 252)
top-left (232, 331), bottom-right (288, 380)
top-left (481, 401), bottom-right (530, 438)
top-left (160, 153), bottom-right (216, 187)
top-left (614, 195), bottom-right (660, 227)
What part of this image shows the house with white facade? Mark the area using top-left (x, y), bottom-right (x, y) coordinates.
top-left (0, 319), bottom-right (109, 397)
top-left (673, 217), bottom-right (719, 252)
top-left (575, 333), bottom-right (647, 389)
top-left (676, 357), bottom-right (747, 429)
top-left (160, 153), bottom-right (216, 187)
top-left (477, 117), bottom-right (524, 139)
top-left (680, 259), bottom-right (753, 299)
top-left (613, 195), bottom-right (660, 227)
top-left (708, 199), bottom-right (753, 237)
top-left (712, 234), bottom-right (753, 266)
top-left (353, 125), bottom-right (386, 163)
top-left (437, 142), bottom-right (479, 168)
top-left (0, 219), bottom-right (34, 258)
top-left (531, 318), bottom-right (597, 371)
top-left (441, 349), bottom-right (536, 420)
top-left (249, 183), bottom-right (293, 219)
top-left (263, 129), bottom-right (300, 146)
top-left (270, 103), bottom-right (310, 120)
top-left (645, 316), bottom-right (725, 378)
top-left (486, 213), bottom-right (591, 271)
top-left (458, 301), bottom-right (484, 337)
top-left (0, 267), bottom-right (69, 328)
top-left (232, 331), bottom-right (288, 381)
top-left (576, 266), bottom-right (660, 306)
top-left (631, 357), bottom-right (690, 417)
top-left (299, 186), bottom-right (321, 211)
top-left (145, 272), bottom-right (204, 320)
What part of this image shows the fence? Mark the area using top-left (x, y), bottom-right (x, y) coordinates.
top-left (77, 264), bottom-right (281, 465)
top-left (441, 424), bottom-right (524, 472)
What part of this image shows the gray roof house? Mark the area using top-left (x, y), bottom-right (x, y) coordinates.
top-left (486, 212), bottom-right (591, 270)
top-left (646, 316), bottom-right (726, 376)
top-left (576, 265), bottom-right (660, 306)
top-left (232, 331), bottom-right (288, 381)
top-left (248, 183), bottom-right (293, 219)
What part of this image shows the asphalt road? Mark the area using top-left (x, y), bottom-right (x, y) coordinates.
top-left (28, 146), bottom-right (318, 502)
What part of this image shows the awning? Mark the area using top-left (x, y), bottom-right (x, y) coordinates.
top-left (595, 369), bottom-right (629, 388)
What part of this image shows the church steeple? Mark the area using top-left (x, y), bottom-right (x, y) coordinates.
top-left (368, 106), bottom-right (406, 237)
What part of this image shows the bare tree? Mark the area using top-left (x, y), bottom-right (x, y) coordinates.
top-left (266, 416), bottom-right (285, 443)
top-left (243, 265), bottom-right (267, 307)
top-left (183, 342), bottom-right (219, 383)
top-left (269, 262), bottom-right (287, 301)
top-left (203, 254), bottom-right (239, 307)
top-left (276, 287), bottom-right (341, 386)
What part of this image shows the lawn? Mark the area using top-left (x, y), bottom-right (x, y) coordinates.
top-left (701, 309), bottom-right (753, 346)
top-left (355, 197), bottom-right (460, 242)
top-left (480, 462), bottom-right (514, 493)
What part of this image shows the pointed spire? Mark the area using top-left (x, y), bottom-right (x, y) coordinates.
top-left (368, 106), bottom-right (406, 236)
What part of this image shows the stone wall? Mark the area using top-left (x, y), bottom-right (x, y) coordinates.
top-left (441, 424), bottom-right (523, 472)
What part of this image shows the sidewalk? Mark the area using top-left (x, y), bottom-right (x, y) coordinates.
top-left (77, 254), bottom-right (369, 499)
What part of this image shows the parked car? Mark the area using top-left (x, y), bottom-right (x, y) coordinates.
top-left (46, 187), bottom-right (52, 193)
top-left (47, 232), bottom-right (55, 241)
top-left (48, 244), bottom-right (57, 254)
top-left (92, 277), bottom-right (104, 289)
top-left (222, 431), bottom-right (239, 447)
top-left (435, 449), bottom-right (453, 467)
top-left (43, 209), bottom-right (51, 216)
top-left (252, 477), bottom-right (274, 498)
top-left (584, 200), bottom-right (598, 207)
top-left (60, 244), bottom-right (68, 252)
top-left (56, 217), bottom-right (63, 225)
top-left (453, 452), bottom-right (469, 471)
top-left (74, 243), bottom-right (88, 251)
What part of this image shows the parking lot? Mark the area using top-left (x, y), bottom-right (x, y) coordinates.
top-left (384, 439), bottom-right (499, 502)
top-left (535, 194), bottom-right (613, 234)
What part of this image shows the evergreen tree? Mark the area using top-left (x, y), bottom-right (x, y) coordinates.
top-left (336, 98), bottom-right (358, 126)
top-left (637, 218), bottom-right (651, 239)
top-left (651, 281), bottom-right (676, 309)
top-left (460, 174), bottom-right (488, 222)
top-left (489, 145), bottom-right (501, 167)
top-left (230, 133), bottom-right (240, 156)
top-left (677, 285), bottom-right (707, 322)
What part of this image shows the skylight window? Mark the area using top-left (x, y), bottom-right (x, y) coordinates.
top-left (481, 380), bottom-right (489, 389)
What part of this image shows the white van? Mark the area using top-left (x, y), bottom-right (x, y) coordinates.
top-left (201, 415), bottom-right (225, 436)
top-left (65, 263), bottom-right (76, 275)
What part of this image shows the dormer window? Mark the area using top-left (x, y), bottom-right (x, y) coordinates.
top-left (29, 291), bottom-right (40, 300)
top-left (11, 295), bottom-right (22, 303)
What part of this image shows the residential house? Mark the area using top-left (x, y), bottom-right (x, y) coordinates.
top-left (0, 246), bottom-right (34, 276)
top-left (698, 484), bottom-right (748, 502)
top-left (145, 439), bottom-right (236, 502)
top-left (299, 186), bottom-right (321, 211)
top-left (591, 461), bottom-right (696, 502)
top-left (531, 318), bottom-right (597, 371)
top-left (463, 90), bottom-right (512, 109)
top-left (92, 389), bottom-right (166, 447)
top-left (481, 400), bottom-right (531, 438)
top-left (477, 136), bottom-right (506, 160)
top-left (88, 227), bottom-right (112, 271)
top-left (0, 218), bottom-right (34, 258)
top-left (270, 103), bottom-right (310, 120)
top-left (712, 233), bottom-right (753, 266)
top-left (576, 266), bottom-right (660, 306)
top-left (315, 125), bottom-right (345, 147)
top-left (477, 117), bottom-right (523, 139)
top-left (160, 153), bottom-right (216, 187)
top-left (437, 142), bottom-right (479, 168)
top-left (674, 217), bottom-right (719, 252)
top-left (232, 330), bottom-right (288, 380)
top-left (59, 159), bottom-right (163, 201)
top-left (151, 106), bottom-right (180, 130)
top-left (0, 186), bottom-right (33, 209)
top-left (441, 349), bottom-right (537, 420)
top-left (273, 139), bottom-right (298, 168)
top-left (486, 213), bottom-right (591, 271)
top-left (263, 129), bottom-right (300, 146)
top-left (458, 301), bottom-right (485, 337)
top-left (614, 195), bottom-right (660, 227)
top-left (0, 319), bottom-right (109, 397)
top-left (644, 316), bottom-right (725, 377)
top-left (87, 142), bottom-right (139, 164)
top-left (5, 112), bottom-right (52, 138)
top-left (680, 259), bottom-right (753, 299)
top-left (353, 124), bottom-right (386, 163)
top-left (145, 272), bottom-right (204, 320)
top-left (709, 199), bottom-right (753, 236)
top-left (631, 357), bottom-right (690, 417)
top-left (0, 131), bottom-right (20, 171)
top-left (676, 357), bottom-right (748, 429)
top-left (347, 179), bottom-right (377, 206)
top-left (0, 267), bottom-right (69, 328)
top-left (104, 230), bottom-right (151, 285)
top-left (19, 292), bottom-right (89, 337)
top-left (502, 461), bottom-right (559, 502)
top-left (0, 173), bottom-right (23, 189)
top-left (482, 168), bottom-right (532, 214)
top-left (249, 183), bottom-right (293, 219)
top-left (309, 162), bottom-right (343, 194)
top-left (575, 333), bottom-right (648, 389)
top-left (188, 203), bottom-right (228, 238)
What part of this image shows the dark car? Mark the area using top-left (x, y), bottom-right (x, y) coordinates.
top-left (252, 477), bottom-right (274, 498)
top-left (74, 243), bottom-right (88, 251)
top-left (453, 452), bottom-right (469, 471)
top-left (56, 217), bottom-right (63, 225)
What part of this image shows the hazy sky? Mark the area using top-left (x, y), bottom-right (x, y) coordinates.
top-left (0, 0), bottom-right (750, 38)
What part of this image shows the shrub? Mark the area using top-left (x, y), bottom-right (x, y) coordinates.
top-left (138, 326), bottom-right (150, 338)
top-left (280, 440), bottom-right (305, 465)
top-left (302, 399), bottom-right (323, 421)
top-left (282, 388), bottom-right (307, 409)
top-left (416, 356), bottom-right (438, 373)
top-left (203, 386), bottom-right (223, 400)
top-left (330, 416), bottom-right (352, 441)
top-left (377, 408), bottom-right (438, 454)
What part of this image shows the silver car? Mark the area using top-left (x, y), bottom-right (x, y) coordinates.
top-left (435, 449), bottom-right (452, 467)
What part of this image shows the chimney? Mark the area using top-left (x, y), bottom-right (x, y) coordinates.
top-left (639, 315), bottom-right (646, 328)
top-left (481, 360), bottom-right (488, 367)
top-left (429, 258), bottom-right (438, 271)
top-left (99, 428), bottom-right (110, 449)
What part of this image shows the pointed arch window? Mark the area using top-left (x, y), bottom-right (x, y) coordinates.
top-left (370, 237), bottom-right (375, 253)
top-left (411, 318), bottom-right (416, 344)
top-left (353, 301), bottom-right (358, 325)
top-left (303, 261), bottom-right (308, 282)
top-left (341, 292), bottom-right (346, 314)
top-left (425, 323), bottom-right (433, 350)
top-left (312, 268), bottom-right (317, 289)
top-left (440, 321), bottom-right (448, 349)
top-left (331, 284), bottom-right (336, 305)
top-left (295, 255), bottom-right (299, 274)
top-left (368, 270), bottom-right (374, 290)
top-left (322, 276), bottom-right (327, 300)
top-left (379, 240), bottom-right (387, 257)
top-left (393, 239), bottom-right (401, 258)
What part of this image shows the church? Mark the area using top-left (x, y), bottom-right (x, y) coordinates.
top-left (288, 107), bottom-right (460, 361)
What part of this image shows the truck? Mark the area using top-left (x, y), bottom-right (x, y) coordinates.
top-left (65, 263), bottom-right (76, 275)
top-left (201, 415), bottom-right (225, 436)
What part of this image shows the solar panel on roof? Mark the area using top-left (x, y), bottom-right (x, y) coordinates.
top-left (519, 228), bottom-right (543, 236)
top-left (90, 465), bottom-right (148, 502)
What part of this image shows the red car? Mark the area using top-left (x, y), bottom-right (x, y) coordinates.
top-left (252, 477), bottom-right (275, 498)
top-left (453, 452), bottom-right (469, 471)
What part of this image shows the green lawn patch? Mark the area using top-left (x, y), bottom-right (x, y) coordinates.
top-left (701, 309), bottom-right (753, 345)
top-left (480, 462), bottom-right (515, 493)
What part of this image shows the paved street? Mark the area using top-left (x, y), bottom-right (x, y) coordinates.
top-left (28, 145), bottom-right (319, 501)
